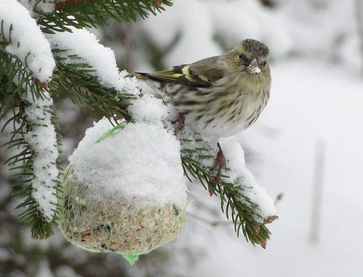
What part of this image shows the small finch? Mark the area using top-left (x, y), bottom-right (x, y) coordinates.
top-left (135, 39), bottom-right (271, 137)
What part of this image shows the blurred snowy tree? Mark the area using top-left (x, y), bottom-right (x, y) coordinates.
top-left (0, 0), bottom-right (170, 240)
top-left (5, 0), bottom-right (361, 275)
top-left (0, 1), bottom-right (280, 275)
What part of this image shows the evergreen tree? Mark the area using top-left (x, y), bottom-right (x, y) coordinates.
top-left (0, 0), bottom-right (276, 253)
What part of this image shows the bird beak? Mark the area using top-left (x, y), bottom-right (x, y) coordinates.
top-left (246, 58), bottom-right (261, 74)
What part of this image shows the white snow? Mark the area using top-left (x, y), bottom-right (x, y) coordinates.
top-left (23, 90), bottom-right (59, 222)
top-left (206, 0), bottom-right (293, 59)
top-left (194, 60), bottom-right (363, 277)
top-left (140, 0), bottom-right (221, 66)
top-left (129, 2), bottom-right (363, 274)
top-left (69, 118), bottom-right (188, 209)
top-left (47, 27), bottom-right (140, 94)
top-left (2, 0), bottom-right (361, 275)
top-left (137, 0), bottom-right (292, 69)
top-left (137, 0), bottom-right (362, 72)
top-left (128, 94), bottom-right (168, 123)
top-left (219, 137), bottom-right (276, 222)
top-left (0, 0), bottom-right (55, 82)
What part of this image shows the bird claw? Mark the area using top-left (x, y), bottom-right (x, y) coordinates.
top-left (213, 143), bottom-right (226, 174)
top-left (209, 143), bottom-right (226, 196)
top-left (175, 113), bottom-right (185, 134)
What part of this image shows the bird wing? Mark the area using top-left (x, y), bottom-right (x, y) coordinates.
top-left (188, 56), bottom-right (225, 83)
top-left (135, 56), bottom-right (225, 88)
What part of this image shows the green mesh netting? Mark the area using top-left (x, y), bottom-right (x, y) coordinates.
top-left (57, 123), bottom-right (186, 265)
top-left (122, 254), bottom-right (139, 265)
top-left (95, 123), bottom-right (125, 144)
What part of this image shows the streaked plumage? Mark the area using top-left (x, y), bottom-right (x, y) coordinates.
top-left (136, 39), bottom-right (271, 137)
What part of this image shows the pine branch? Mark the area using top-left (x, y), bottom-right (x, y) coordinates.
top-left (38, 0), bottom-right (173, 34)
top-left (1, 15), bottom-right (138, 237)
top-left (0, 5), bottom-right (55, 82)
top-left (0, 49), bottom-right (60, 239)
top-left (0, 50), bottom-right (43, 115)
top-left (1, 95), bottom-right (54, 239)
top-left (1, 0), bottom-right (278, 248)
top-left (50, 49), bottom-right (135, 120)
top-left (180, 136), bottom-right (276, 248)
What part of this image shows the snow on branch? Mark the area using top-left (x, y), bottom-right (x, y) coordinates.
top-left (179, 130), bottom-right (277, 247)
top-left (219, 137), bottom-right (276, 223)
top-left (128, 94), bottom-right (168, 123)
top-left (22, 90), bottom-right (59, 222)
top-left (0, 0), bottom-right (55, 82)
top-left (47, 27), bottom-right (140, 94)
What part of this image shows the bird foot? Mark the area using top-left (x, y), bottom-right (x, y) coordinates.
top-left (175, 113), bottom-right (185, 134)
top-left (213, 143), bottom-right (226, 174)
top-left (209, 143), bottom-right (226, 196)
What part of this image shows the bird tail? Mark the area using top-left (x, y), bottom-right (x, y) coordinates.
top-left (124, 72), bottom-right (147, 79)
top-left (133, 71), bottom-right (175, 84)
top-left (130, 72), bottom-right (166, 97)
top-left (132, 72), bottom-right (150, 80)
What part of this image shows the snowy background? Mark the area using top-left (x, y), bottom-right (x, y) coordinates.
top-left (1, 0), bottom-right (363, 276)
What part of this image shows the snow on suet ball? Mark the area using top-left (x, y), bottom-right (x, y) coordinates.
top-left (58, 118), bottom-right (188, 258)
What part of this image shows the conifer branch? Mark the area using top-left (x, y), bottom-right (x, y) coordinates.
top-left (50, 49), bottom-right (135, 120)
top-left (0, 49), bottom-right (61, 239)
top-left (0, 0), bottom-right (169, 241)
top-left (180, 136), bottom-right (276, 247)
top-left (38, 0), bottom-right (173, 34)
top-left (0, 0), bottom-right (278, 247)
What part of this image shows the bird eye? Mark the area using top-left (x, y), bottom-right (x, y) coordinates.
top-left (239, 54), bottom-right (249, 65)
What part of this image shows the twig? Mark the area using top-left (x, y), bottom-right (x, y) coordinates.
top-left (55, 0), bottom-right (90, 10)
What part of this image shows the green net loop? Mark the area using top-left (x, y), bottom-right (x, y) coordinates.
top-left (122, 254), bottom-right (139, 265)
top-left (96, 122), bottom-right (126, 144)
top-left (97, 121), bottom-right (139, 266)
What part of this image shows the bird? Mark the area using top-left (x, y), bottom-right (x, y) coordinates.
top-left (134, 38), bottom-right (271, 138)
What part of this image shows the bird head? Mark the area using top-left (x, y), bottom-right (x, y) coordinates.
top-left (227, 39), bottom-right (270, 75)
